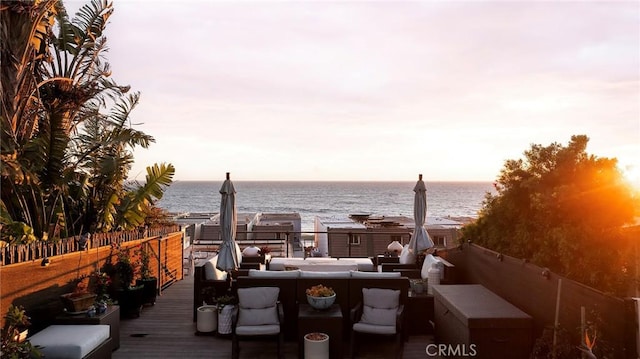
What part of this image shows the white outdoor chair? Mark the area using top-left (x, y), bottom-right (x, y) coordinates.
top-left (350, 287), bottom-right (404, 359)
top-left (232, 286), bottom-right (284, 359)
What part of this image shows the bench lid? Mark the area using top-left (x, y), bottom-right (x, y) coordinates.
top-left (432, 284), bottom-right (532, 329)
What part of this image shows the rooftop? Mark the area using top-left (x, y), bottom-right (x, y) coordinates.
top-left (113, 275), bottom-right (435, 358)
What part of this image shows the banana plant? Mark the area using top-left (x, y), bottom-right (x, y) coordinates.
top-left (1, 0), bottom-right (172, 242)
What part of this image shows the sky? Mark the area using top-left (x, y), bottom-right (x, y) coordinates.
top-left (64, 0), bottom-right (639, 183)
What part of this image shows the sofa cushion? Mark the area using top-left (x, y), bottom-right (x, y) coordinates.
top-left (399, 244), bottom-right (416, 264)
top-left (204, 255), bottom-right (227, 281)
top-left (350, 270), bottom-right (401, 278)
top-left (300, 271), bottom-right (351, 278)
top-left (360, 288), bottom-right (400, 326)
top-left (237, 287), bottom-right (280, 326)
top-left (29, 325), bottom-right (109, 359)
top-left (248, 269), bottom-right (300, 278)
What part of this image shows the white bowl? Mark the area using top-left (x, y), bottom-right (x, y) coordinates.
top-left (307, 294), bottom-right (336, 310)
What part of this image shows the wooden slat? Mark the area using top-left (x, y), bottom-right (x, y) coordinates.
top-left (113, 275), bottom-right (436, 358)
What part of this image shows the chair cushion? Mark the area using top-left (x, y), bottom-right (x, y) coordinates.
top-left (420, 254), bottom-right (444, 280)
top-left (350, 270), bottom-right (401, 278)
top-left (353, 322), bottom-right (396, 335)
top-left (237, 287), bottom-right (279, 326)
top-left (300, 271), bottom-right (351, 278)
top-left (399, 244), bottom-right (416, 264)
top-left (204, 255), bottom-right (227, 280)
top-left (236, 324), bottom-right (280, 336)
top-left (29, 325), bottom-right (109, 359)
top-left (248, 269), bottom-right (300, 277)
top-left (360, 288), bottom-right (400, 326)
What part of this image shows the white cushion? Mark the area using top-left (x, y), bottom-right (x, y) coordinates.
top-left (360, 288), bottom-right (399, 326)
top-left (204, 255), bottom-right (227, 281)
top-left (237, 287), bottom-right (279, 326)
top-left (236, 324), bottom-right (280, 336)
top-left (350, 270), bottom-right (401, 278)
top-left (304, 257), bottom-right (337, 262)
top-left (399, 244), bottom-right (416, 264)
top-left (353, 322), bottom-right (396, 335)
top-left (248, 269), bottom-right (300, 278)
top-left (421, 254), bottom-right (444, 280)
top-left (300, 271), bottom-right (351, 278)
top-left (29, 325), bottom-right (109, 359)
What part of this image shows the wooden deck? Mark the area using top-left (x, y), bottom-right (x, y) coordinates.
top-left (113, 275), bottom-right (435, 358)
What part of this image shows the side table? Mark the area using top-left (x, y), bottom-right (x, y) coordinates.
top-left (298, 304), bottom-right (343, 359)
top-left (406, 291), bottom-right (434, 335)
top-left (54, 305), bottom-right (120, 351)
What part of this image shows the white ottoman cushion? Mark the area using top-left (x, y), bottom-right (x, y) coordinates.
top-left (30, 324), bottom-right (109, 359)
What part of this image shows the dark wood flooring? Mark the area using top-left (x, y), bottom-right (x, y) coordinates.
top-left (113, 274), bottom-right (435, 358)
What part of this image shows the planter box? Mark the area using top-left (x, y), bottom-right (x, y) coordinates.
top-left (60, 293), bottom-right (97, 313)
top-left (433, 284), bottom-right (532, 359)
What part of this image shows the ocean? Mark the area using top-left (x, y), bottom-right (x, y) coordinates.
top-left (157, 181), bottom-right (495, 231)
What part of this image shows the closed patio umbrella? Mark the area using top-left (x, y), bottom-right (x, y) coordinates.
top-left (216, 172), bottom-right (240, 274)
top-left (407, 174), bottom-right (434, 261)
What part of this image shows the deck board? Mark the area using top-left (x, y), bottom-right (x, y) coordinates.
top-left (114, 274), bottom-right (435, 358)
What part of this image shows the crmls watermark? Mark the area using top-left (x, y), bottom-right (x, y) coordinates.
top-left (425, 344), bottom-right (477, 357)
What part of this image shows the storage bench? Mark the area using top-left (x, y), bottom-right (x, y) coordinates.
top-left (432, 284), bottom-right (532, 359)
top-left (29, 325), bottom-right (112, 359)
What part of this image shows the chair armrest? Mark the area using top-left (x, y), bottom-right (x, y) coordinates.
top-left (350, 302), bottom-right (363, 323)
top-left (277, 301), bottom-right (284, 324)
top-left (231, 306), bottom-right (239, 329)
top-left (396, 304), bottom-right (405, 331)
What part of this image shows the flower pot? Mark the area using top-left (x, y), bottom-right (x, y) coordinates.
top-left (306, 294), bottom-right (336, 310)
top-left (304, 332), bottom-right (329, 359)
top-left (197, 305), bottom-right (218, 333)
top-left (217, 305), bottom-right (235, 335)
top-left (136, 277), bottom-right (158, 306)
top-left (114, 285), bottom-right (144, 318)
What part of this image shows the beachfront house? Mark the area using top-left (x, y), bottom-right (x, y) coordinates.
top-left (198, 212), bottom-right (256, 242)
top-left (314, 214), bottom-right (463, 257)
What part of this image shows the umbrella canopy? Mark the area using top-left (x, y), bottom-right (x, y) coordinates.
top-left (408, 174), bottom-right (434, 258)
top-left (216, 172), bottom-right (240, 273)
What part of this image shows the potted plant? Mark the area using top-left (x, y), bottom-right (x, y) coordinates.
top-left (89, 272), bottom-right (112, 314)
top-left (105, 245), bottom-right (144, 318)
top-left (306, 284), bottom-right (336, 310)
top-left (60, 276), bottom-right (97, 313)
top-left (135, 244), bottom-right (158, 306)
top-left (304, 332), bottom-right (329, 359)
top-left (215, 294), bottom-right (236, 335)
top-left (1, 305), bottom-right (42, 358)
top-left (258, 245), bottom-right (272, 264)
top-left (196, 287), bottom-right (218, 334)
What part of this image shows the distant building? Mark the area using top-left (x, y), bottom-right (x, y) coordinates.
top-left (314, 214), bottom-right (463, 257)
top-left (198, 212), bottom-right (256, 241)
top-left (250, 212), bottom-right (302, 244)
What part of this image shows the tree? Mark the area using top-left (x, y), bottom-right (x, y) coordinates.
top-left (1, 0), bottom-right (174, 242)
top-left (462, 135), bottom-right (638, 295)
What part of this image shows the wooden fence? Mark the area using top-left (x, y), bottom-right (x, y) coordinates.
top-left (0, 230), bottom-right (184, 330)
top-left (1, 225), bottom-right (180, 266)
top-left (442, 243), bottom-right (636, 358)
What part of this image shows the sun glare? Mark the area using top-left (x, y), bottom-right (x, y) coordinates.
top-left (622, 164), bottom-right (640, 191)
